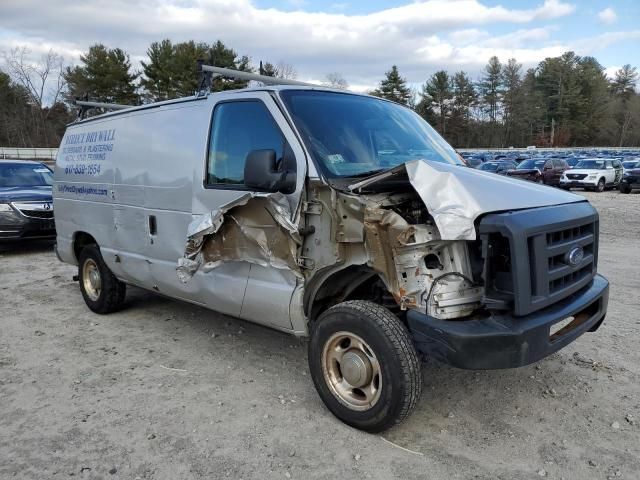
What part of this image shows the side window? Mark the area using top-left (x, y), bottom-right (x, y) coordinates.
top-left (207, 101), bottom-right (285, 186)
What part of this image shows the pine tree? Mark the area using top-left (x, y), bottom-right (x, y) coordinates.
top-left (64, 44), bottom-right (139, 105)
top-left (419, 71), bottom-right (453, 134)
top-left (371, 66), bottom-right (411, 105)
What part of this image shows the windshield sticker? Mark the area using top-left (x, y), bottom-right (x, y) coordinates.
top-left (327, 154), bottom-right (345, 164)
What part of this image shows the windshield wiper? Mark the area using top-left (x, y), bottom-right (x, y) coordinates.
top-left (346, 167), bottom-right (390, 178)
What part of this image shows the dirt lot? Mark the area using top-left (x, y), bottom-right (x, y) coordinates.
top-left (1, 191), bottom-right (639, 480)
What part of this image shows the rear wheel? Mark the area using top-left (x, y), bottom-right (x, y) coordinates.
top-left (308, 300), bottom-right (422, 432)
top-left (78, 245), bottom-right (126, 313)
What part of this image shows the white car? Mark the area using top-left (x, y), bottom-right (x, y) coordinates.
top-left (560, 158), bottom-right (623, 192)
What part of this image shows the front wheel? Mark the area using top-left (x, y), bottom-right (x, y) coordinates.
top-left (308, 300), bottom-right (422, 432)
top-left (596, 178), bottom-right (605, 192)
top-left (620, 184), bottom-right (632, 194)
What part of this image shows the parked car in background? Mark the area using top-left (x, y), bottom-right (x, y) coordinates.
top-left (620, 161), bottom-right (640, 193)
top-left (622, 159), bottom-right (640, 173)
top-left (506, 158), bottom-right (568, 186)
top-left (476, 160), bottom-right (517, 175)
top-left (560, 158), bottom-right (623, 192)
top-left (0, 160), bottom-right (55, 242)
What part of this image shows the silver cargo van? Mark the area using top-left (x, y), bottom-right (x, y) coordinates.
top-left (54, 82), bottom-right (609, 432)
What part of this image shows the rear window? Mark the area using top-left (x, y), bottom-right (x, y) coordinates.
top-left (0, 163), bottom-right (52, 187)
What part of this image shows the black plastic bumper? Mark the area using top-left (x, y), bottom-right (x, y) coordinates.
top-left (0, 213), bottom-right (55, 241)
top-left (407, 274), bottom-right (609, 370)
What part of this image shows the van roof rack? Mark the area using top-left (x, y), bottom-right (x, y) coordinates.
top-left (74, 63), bottom-right (317, 119)
top-left (196, 62), bottom-right (314, 96)
top-left (75, 99), bottom-right (131, 120)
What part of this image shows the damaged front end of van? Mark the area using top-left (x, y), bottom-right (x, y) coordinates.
top-left (178, 155), bottom-right (608, 371)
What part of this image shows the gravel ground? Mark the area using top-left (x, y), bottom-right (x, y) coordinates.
top-left (1, 190), bottom-right (639, 480)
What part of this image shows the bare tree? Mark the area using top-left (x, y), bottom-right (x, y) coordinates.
top-left (1, 46), bottom-right (68, 145)
top-left (323, 72), bottom-right (349, 90)
top-left (3, 47), bottom-right (67, 110)
top-left (276, 61), bottom-right (297, 80)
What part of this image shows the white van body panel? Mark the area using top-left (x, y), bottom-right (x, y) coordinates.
top-left (54, 91), bottom-right (306, 327)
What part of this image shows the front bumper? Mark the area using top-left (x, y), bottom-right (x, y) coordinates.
top-left (407, 274), bottom-right (608, 370)
top-left (560, 178), bottom-right (597, 188)
top-left (0, 210), bottom-right (55, 241)
top-left (621, 176), bottom-right (640, 190)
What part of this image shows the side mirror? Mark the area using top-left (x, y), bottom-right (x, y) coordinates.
top-left (244, 149), bottom-right (296, 194)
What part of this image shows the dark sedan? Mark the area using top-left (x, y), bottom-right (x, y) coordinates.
top-left (476, 160), bottom-right (516, 175)
top-left (506, 158), bottom-right (568, 186)
top-left (620, 161), bottom-right (640, 193)
top-left (0, 160), bottom-right (55, 242)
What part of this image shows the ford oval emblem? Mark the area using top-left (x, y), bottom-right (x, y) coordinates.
top-left (567, 246), bottom-right (584, 267)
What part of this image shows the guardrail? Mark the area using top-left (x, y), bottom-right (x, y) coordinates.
top-left (0, 147), bottom-right (58, 160)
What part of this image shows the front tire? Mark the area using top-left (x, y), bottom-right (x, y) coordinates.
top-left (596, 178), bottom-right (605, 192)
top-left (620, 184), bottom-right (632, 194)
top-left (308, 300), bottom-right (422, 432)
top-left (78, 245), bottom-right (126, 314)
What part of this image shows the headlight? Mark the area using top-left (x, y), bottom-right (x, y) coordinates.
top-left (0, 203), bottom-right (13, 212)
top-left (587, 174), bottom-right (597, 179)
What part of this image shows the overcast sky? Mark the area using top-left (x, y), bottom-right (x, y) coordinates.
top-left (1, 0), bottom-right (639, 91)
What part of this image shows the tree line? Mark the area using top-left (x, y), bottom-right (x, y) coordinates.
top-left (1, 41), bottom-right (638, 149)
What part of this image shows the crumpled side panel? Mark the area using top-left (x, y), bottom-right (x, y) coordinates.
top-left (176, 193), bottom-right (302, 283)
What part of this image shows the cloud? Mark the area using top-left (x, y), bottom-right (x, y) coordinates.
top-left (598, 7), bottom-right (617, 25)
top-left (0, 0), bottom-right (592, 91)
top-left (604, 65), bottom-right (620, 80)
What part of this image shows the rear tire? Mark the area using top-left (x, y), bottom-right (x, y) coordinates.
top-left (78, 245), bottom-right (126, 314)
top-left (308, 300), bottom-right (422, 432)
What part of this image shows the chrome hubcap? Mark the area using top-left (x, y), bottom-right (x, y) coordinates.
top-left (322, 331), bottom-right (382, 411)
top-left (82, 259), bottom-right (101, 301)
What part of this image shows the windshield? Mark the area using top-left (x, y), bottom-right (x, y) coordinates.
top-left (517, 159), bottom-right (546, 170)
top-left (0, 163), bottom-right (52, 187)
top-left (279, 90), bottom-right (462, 178)
top-left (623, 161), bottom-right (640, 169)
top-left (575, 160), bottom-right (605, 170)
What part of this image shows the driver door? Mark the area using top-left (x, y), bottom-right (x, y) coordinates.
top-left (191, 92), bottom-right (307, 329)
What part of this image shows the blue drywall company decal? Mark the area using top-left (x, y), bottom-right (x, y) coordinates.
top-left (60, 128), bottom-right (116, 176)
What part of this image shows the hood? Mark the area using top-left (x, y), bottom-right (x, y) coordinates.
top-left (348, 160), bottom-right (585, 241)
top-left (625, 168), bottom-right (640, 176)
top-left (0, 186), bottom-right (52, 203)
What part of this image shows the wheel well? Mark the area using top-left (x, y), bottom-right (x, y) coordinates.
top-left (308, 265), bottom-right (399, 323)
top-left (73, 232), bottom-right (97, 262)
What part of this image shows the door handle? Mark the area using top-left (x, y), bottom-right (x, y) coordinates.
top-left (148, 215), bottom-right (157, 236)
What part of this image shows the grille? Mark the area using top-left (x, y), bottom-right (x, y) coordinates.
top-left (539, 222), bottom-right (595, 296)
top-left (567, 173), bottom-right (587, 180)
top-left (12, 201), bottom-right (54, 219)
top-left (480, 202), bottom-right (598, 316)
top-left (19, 209), bottom-right (54, 219)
